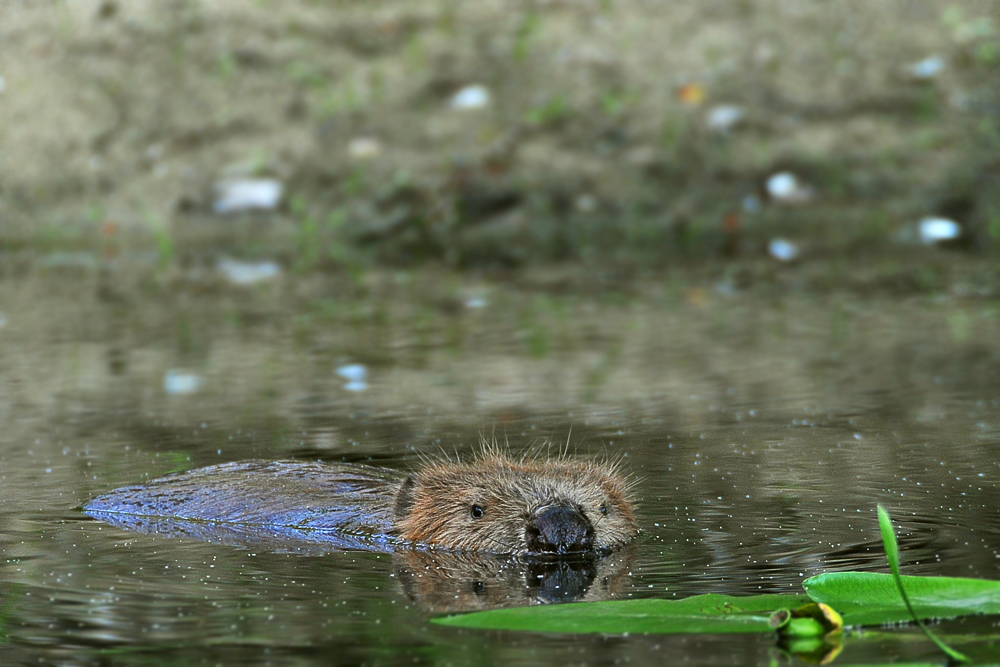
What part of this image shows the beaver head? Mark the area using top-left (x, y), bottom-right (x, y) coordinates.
top-left (392, 450), bottom-right (637, 557)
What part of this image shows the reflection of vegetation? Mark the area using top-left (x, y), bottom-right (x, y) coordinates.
top-left (176, 313), bottom-right (197, 355)
top-left (947, 309), bottom-right (972, 344)
top-left (160, 451), bottom-right (196, 475)
top-left (989, 214), bottom-right (1000, 241)
top-left (520, 296), bottom-right (553, 358)
top-left (581, 342), bottom-right (621, 404)
top-left (0, 585), bottom-right (15, 645)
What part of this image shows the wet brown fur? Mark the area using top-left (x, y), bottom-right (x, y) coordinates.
top-left (86, 442), bottom-right (639, 556)
top-left (393, 443), bottom-right (638, 554)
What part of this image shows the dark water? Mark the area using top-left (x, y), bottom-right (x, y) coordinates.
top-left (2, 269), bottom-right (1000, 665)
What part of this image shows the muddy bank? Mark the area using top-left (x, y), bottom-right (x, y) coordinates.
top-left (1, 1), bottom-right (999, 269)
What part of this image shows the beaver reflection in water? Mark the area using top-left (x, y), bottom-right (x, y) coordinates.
top-left (84, 447), bottom-right (639, 558)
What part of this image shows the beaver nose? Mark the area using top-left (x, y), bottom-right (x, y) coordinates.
top-left (526, 502), bottom-right (595, 555)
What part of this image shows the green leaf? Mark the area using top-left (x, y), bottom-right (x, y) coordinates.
top-left (804, 572), bottom-right (1000, 626)
top-left (432, 593), bottom-right (810, 634)
top-left (877, 505), bottom-right (969, 662)
top-left (878, 504), bottom-right (902, 573)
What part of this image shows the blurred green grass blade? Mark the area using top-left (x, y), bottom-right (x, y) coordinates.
top-left (877, 505), bottom-right (969, 662)
top-left (432, 593), bottom-right (810, 634)
top-left (878, 504), bottom-right (901, 573)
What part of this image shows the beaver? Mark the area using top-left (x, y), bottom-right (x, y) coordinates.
top-left (84, 446), bottom-right (639, 558)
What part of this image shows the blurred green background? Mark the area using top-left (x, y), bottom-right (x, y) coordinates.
top-left (2, 0), bottom-right (998, 276)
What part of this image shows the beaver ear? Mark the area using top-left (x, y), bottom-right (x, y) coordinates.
top-left (394, 474), bottom-right (418, 520)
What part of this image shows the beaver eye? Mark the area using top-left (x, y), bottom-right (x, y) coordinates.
top-left (600, 503), bottom-right (609, 515)
top-left (470, 504), bottom-right (485, 519)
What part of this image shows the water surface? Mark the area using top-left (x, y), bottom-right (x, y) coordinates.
top-left (2, 267), bottom-right (999, 665)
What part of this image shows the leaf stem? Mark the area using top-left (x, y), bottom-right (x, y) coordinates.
top-left (877, 504), bottom-right (969, 663)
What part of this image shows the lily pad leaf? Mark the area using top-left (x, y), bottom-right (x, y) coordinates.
top-left (804, 572), bottom-right (1000, 627)
top-left (432, 593), bottom-right (810, 634)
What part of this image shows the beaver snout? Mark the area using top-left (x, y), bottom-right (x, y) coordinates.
top-left (525, 502), bottom-right (596, 556)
